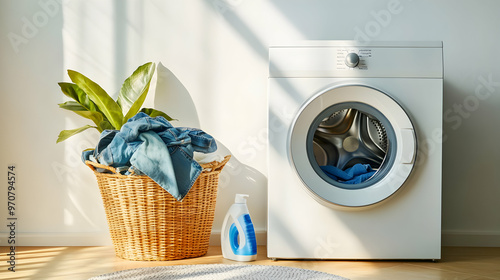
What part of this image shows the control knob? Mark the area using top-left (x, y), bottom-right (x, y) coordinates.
top-left (345, 53), bottom-right (359, 68)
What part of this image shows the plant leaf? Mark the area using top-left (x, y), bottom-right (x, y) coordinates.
top-left (117, 62), bottom-right (156, 121)
top-left (58, 101), bottom-right (105, 129)
top-left (67, 70), bottom-right (124, 129)
top-left (56, 125), bottom-right (97, 143)
top-left (99, 120), bottom-right (114, 131)
top-left (58, 100), bottom-right (86, 111)
top-left (58, 82), bottom-right (99, 112)
top-left (140, 108), bottom-right (175, 121)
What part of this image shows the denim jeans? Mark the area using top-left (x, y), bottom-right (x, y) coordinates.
top-left (82, 112), bottom-right (217, 201)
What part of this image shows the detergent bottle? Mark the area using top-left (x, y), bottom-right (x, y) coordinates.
top-left (221, 194), bottom-right (257, 261)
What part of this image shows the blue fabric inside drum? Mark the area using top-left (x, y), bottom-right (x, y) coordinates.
top-left (306, 102), bottom-right (397, 190)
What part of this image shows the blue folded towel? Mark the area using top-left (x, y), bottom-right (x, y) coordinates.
top-left (320, 164), bottom-right (376, 184)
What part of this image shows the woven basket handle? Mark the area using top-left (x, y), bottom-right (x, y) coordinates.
top-left (86, 155), bottom-right (231, 174)
top-left (85, 160), bottom-right (120, 174)
top-left (199, 155), bottom-right (231, 172)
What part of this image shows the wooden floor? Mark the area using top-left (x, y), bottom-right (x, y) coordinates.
top-left (1, 246), bottom-right (500, 279)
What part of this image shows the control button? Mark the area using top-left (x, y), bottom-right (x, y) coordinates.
top-left (345, 53), bottom-right (359, 68)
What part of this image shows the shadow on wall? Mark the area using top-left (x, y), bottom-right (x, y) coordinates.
top-left (153, 63), bottom-right (268, 235)
top-left (154, 62), bottom-right (201, 128)
top-left (212, 140), bottom-right (268, 240)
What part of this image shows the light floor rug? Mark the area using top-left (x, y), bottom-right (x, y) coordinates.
top-left (88, 264), bottom-right (349, 280)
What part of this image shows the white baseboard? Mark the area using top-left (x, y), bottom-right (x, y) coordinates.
top-left (442, 230), bottom-right (500, 247)
top-left (0, 232), bottom-right (112, 246)
top-left (0, 230), bottom-right (267, 247)
top-left (4, 230), bottom-right (498, 247)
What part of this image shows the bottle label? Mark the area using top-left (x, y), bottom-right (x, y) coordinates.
top-left (229, 214), bottom-right (257, 256)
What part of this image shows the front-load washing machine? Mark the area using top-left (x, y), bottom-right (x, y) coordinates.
top-left (268, 41), bottom-right (443, 260)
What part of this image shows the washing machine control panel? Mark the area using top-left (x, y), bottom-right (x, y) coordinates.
top-left (269, 44), bottom-right (443, 78)
top-left (337, 49), bottom-right (371, 70)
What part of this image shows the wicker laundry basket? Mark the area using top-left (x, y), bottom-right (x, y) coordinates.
top-left (85, 155), bottom-right (230, 261)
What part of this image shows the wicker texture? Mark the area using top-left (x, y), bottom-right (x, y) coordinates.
top-left (86, 155), bottom-right (231, 261)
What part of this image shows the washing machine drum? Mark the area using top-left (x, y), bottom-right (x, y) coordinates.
top-left (289, 85), bottom-right (416, 207)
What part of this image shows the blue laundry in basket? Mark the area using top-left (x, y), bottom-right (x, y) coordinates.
top-left (320, 164), bottom-right (376, 184)
top-left (82, 112), bottom-right (217, 201)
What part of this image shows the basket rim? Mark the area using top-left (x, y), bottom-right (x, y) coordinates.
top-left (85, 155), bottom-right (231, 177)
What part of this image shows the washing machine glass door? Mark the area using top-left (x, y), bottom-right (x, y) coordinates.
top-left (289, 85), bottom-right (416, 207)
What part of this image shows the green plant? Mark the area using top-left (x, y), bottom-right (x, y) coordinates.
top-left (56, 62), bottom-right (173, 143)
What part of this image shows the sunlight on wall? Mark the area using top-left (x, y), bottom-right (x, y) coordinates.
top-left (58, 0), bottom-right (138, 240)
top-left (62, 1), bottom-right (117, 92)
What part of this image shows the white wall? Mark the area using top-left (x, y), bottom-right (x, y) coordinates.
top-left (1, 0), bottom-right (499, 247)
